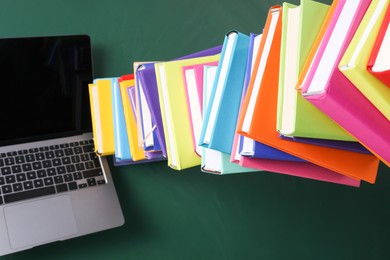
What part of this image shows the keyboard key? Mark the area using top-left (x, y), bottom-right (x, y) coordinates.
top-left (80, 154), bottom-right (89, 161)
top-left (15, 156), bottom-right (25, 164)
top-left (5, 175), bottom-right (16, 184)
top-left (56, 166), bottom-right (66, 175)
top-left (25, 154), bottom-right (35, 162)
top-left (64, 174), bottom-right (73, 182)
top-left (61, 157), bottom-right (71, 165)
top-left (35, 152), bottom-right (45, 161)
top-left (75, 163), bottom-right (85, 171)
top-left (44, 177), bottom-right (54, 186)
top-left (64, 148), bottom-right (73, 156)
top-left (68, 182), bottom-right (78, 190)
top-left (2, 185), bottom-right (12, 194)
top-left (66, 165), bottom-right (76, 173)
top-left (27, 171), bottom-right (37, 180)
top-left (83, 169), bottom-right (103, 178)
top-left (11, 165), bottom-right (22, 174)
top-left (32, 162), bottom-right (43, 170)
top-left (0, 177), bottom-right (4, 185)
top-left (74, 146), bottom-right (83, 154)
top-left (22, 163), bottom-right (32, 171)
top-left (87, 178), bottom-right (96, 186)
top-left (12, 183), bottom-right (23, 192)
top-left (71, 155), bottom-right (81, 163)
top-left (84, 161), bottom-right (95, 169)
top-left (34, 179), bottom-right (44, 188)
top-left (23, 181), bottom-right (34, 190)
top-left (97, 179), bottom-right (106, 185)
top-left (45, 151), bottom-right (55, 159)
top-left (78, 183), bottom-right (87, 189)
top-left (47, 168), bottom-right (56, 176)
top-left (42, 160), bottom-right (52, 168)
top-left (16, 173), bottom-right (27, 182)
top-left (4, 157), bottom-right (15, 165)
top-left (55, 150), bottom-right (64, 158)
top-left (56, 184), bottom-right (68, 193)
top-left (83, 145), bottom-right (94, 153)
top-left (1, 167), bottom-right (11, 175)
top-left (39, 146), bottom-right (49, 152)
top-left (52, 158), bottom-right (62, 166)
top-left (37, 170), bottom-right (47, 178)
top-left (4, 186), bottom-right (56, 204)
top-left (0, 196), bottom-right (3, 205)
top-left (49, 145), bottom-right (59, 150)
top-left (0, 158), bottom-right (4, 167)
top-left (73, 172), bottom-right (82, 180)
top-left (54, 175), bottom-right (63, 184)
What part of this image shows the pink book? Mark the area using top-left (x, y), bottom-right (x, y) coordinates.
top-left (182, 62), bottom-right (218, 156)
top-left (301, 0), bottom-right (390, 167)
top-left (230, 133), bottom-right (360, 186)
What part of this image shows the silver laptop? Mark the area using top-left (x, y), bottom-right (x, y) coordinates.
top-left (0, 35), bottom-right (124, 256)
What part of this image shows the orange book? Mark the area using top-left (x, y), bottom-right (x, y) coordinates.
top-left (236, 5), bottom-right (379, 184)
top-left (295, 0), bottom-right (339, 91)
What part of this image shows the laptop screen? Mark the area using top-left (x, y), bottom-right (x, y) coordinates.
top-left (0, 35), bottom-right (93, 147)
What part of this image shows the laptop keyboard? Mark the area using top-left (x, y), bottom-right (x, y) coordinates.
top-left (0, 139), bottom-right (106, 205)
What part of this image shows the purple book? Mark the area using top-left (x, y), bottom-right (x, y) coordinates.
top-left (136, 45), bottom-right (222, 158)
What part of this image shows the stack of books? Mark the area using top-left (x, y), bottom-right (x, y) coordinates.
top-left (88, 0), bottom-right (390, 187)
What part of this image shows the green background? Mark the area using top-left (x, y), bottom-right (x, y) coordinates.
top-left (1, 0), bottom-right (390, 259)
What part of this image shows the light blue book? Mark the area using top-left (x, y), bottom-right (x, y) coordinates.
top-left (111, 77), bottom-right (132, 161)
top-left (201, 65), bottom-right (256, 174)
top-left (198, 31), bottom-right (249, 154)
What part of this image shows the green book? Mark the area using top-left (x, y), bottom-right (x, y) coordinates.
top-left (277, 0), bottom-right (355, 141)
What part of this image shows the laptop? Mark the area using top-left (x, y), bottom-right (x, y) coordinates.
top-left (0, 35), bottom-right (124, 256)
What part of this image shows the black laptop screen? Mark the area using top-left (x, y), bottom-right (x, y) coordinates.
top-left (0, 35), bottom-right (93, 146)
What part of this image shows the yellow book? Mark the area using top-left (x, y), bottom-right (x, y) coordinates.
top-left (339, 0), bottom-right (390, 121)
top-left (88, 78), bottom-right (116, 156)
top-left (119, 77), bottom-right (146, 161)
top-left (155, 54), bottom-right (220, 170)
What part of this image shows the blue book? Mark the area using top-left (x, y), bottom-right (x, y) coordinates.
top-left (111, 77), bottom-right (132, 161)
top-left (199, 31), bottom-right (249, 154)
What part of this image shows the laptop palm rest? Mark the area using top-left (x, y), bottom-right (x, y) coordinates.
top-left (4, 195), bottom-right (78, 249)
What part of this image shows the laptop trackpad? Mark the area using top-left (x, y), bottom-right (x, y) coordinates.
top-left (4, 195), bottom-right (78, 249)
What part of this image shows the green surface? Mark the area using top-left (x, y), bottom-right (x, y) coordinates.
top-left (1, 0), bottom-right (390, 259)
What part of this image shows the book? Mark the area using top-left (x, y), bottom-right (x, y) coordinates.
top-left (201, 64), bottom-right (256, 175)
top-left (277, 0), bottom-right (354, 142)
top-left (234, 33), bottom-right (303, 162)
top-left (135, 64), bottom-right (162, 154)
top-left (119, 75), bottom-right (146, 161)
top-left (88, 78), bottom-right (116, 156)
top-left (155, 53), bottom-right (220, 170)
top-left (301, 0), bottom-right (390, 168)
top-left (111, 76), bottom-right (132, 161)
top-left (367, 3), bottom-right (390, 87)
top-left (199, 31), bottom-right (249, 154)
top-left (236, 4), bottom-right (380, 183)
top-left (182, 61), bottom-right (218, 157)
top-left (339, 0), bottom-right (390, 121)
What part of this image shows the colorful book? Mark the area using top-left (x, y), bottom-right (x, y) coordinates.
top-left (277, 0), bottom-right (354, 142)
top-left (182, 61), bottom-right (218, 157)
top-left (111, 76), bottom-right (132, 161)
top-left (119, 76), bottom-right (146, 161)
top-left (155, 53), bottom-right (220, 170)
top-left (301, 0), bottom-right (390, 167)
top-left (88, 78), bottom-right (116, 156)
top-left (199, 31), bottom-right (249, 154)
top-left (367, 3), bottom-right (390, 87)
top-left (339, 0), bottom-right (390, 121)
top-left (236, 4), bottom-right (379, 184)
top-left (201, 64), bottom-right (256, 175)
top-left (135, 64), bottom-right (162, 154)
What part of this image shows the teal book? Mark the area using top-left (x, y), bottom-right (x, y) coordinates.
top-left (201, 65), bottom-right (256, 174)
top-left (199, 31), bottom-right (250, 154)
top-left (111, 77), bottom-right (132, 161)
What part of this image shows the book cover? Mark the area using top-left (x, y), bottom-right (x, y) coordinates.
top-left (339, 0), bottom-right (390, 121)
top-left (277, 0), bottom-right (354, 141)
top-left (367, 3), bottom-right (390, 87)
top-left (199, 31), bottom-right (250, 154)
top-left (119, 76), bottom-right (146, 161)
top-left (302, 0), bottom-right (390, 168)
top-left (111, 76), bottom-right (132, 161)
top-left (236, 4), bottom-right (380, 184)
top-left (88, 78), bottom-right (116, 156)
top-left (182, 61), bottom-right (218, 157)
top-left (155, 54), bottom-right (220, 170)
